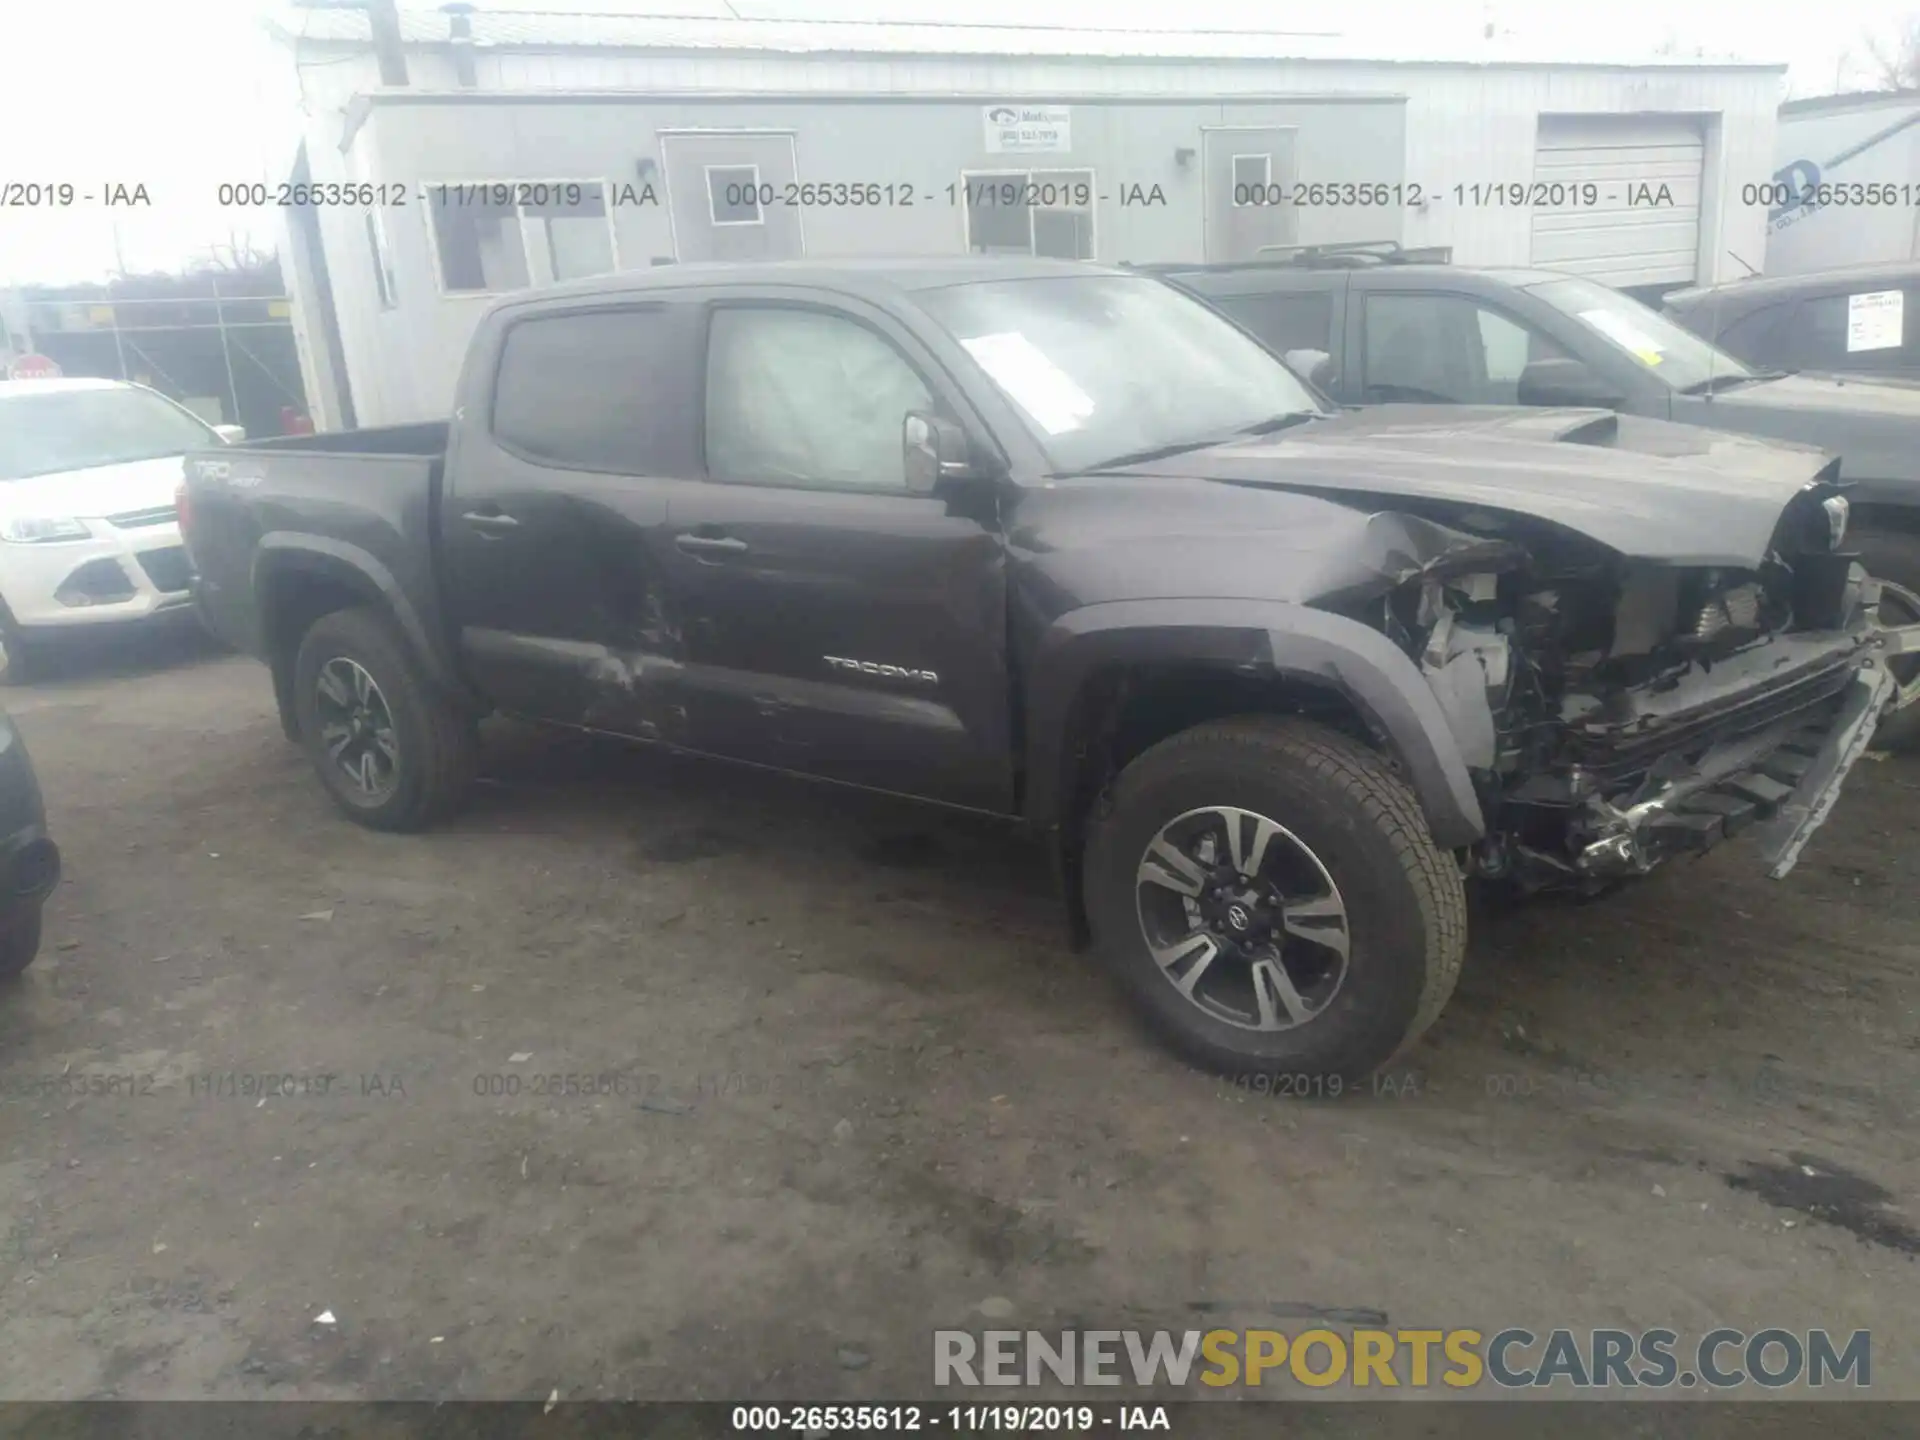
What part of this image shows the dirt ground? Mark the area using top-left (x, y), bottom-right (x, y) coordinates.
top-left (0, 630), bottom-right (1915, 1418)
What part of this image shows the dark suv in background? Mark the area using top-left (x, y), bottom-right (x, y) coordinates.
top-left (1663, 261), bottom-right (1920, 382)
top-left (1152, 244), bottom-right (1920, 619)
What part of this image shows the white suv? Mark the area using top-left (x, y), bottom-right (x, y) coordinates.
top-left (0, 378), bottom-right (239, 680)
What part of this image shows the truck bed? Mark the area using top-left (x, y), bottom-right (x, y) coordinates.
top-left (182, 423), bottom-right (453, 668)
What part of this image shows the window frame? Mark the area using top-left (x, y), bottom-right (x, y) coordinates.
top-left (423, 177), bottom-right (621, 298)
top-left (485, 300), bottom-right (693, 478)
top-left (697, 298), bottom-right (952, 497)
top-left (957, 167), bottom-right (1098, 262)
top-left (364, 208), bottom-right (399, 311)
top-left (704, 163), bottom-right (766, 229)
top-left (1230, 154), bottom-right (1273, 208)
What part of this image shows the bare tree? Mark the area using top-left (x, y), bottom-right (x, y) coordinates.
top-left (1863, 16), bottom-right (1920, 90)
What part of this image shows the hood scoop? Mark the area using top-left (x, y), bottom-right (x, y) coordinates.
top-left (1558, 412), bottom-right (1620, 448)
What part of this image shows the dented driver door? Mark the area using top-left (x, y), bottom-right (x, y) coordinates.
top-left (663, 292), bottom-right (1014, 815)
top-left (440, 300), bottom-right (704, 739)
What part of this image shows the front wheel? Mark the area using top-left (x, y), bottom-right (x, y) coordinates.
top-left (1083, 716), bottom-right (1468, 1086)
top-left (293, 607), bottom-right (477, 831)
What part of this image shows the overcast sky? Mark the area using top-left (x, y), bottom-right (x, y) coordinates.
top-left (2, 0), bottom-right (1918, 286)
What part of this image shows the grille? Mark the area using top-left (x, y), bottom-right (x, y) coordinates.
top-left (106, 505), bottom-right (179, 529)
top-left (136, 547), bottom-right (192, 594)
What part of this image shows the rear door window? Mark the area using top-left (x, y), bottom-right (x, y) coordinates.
top-left (1787, 287), bottom-right (1920, 371)
top-left (490, 306), bottom-right (699, 474)
top-left (1213, 290), bottom-right (1333, 354)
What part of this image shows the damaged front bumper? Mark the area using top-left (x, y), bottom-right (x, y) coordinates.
top-left (1573, 600), bottom-right (1920, 882)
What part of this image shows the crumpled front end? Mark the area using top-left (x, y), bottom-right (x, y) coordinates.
top-left (1371, 484), bottom-right (1916, 890)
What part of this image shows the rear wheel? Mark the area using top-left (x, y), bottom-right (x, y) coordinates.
top-left (1083, 716), bottom-right (1468, 1087)
top-left (293, 607), bottom-right (477, 831)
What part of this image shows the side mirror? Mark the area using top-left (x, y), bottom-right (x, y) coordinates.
top-left (212, 423), bottom-right (246, 443)
top-left (903, 411), bottom-right (978, 493)
top-left (1284, 348), bottom-right (1335, 391)
top-left (1516, 357), bottom-right (1623, 410)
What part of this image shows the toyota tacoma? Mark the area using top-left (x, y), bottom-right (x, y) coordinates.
top-left (179, 258), bottom-right (1919, 1084)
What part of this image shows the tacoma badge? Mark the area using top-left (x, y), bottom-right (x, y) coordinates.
top-left (824, 655), bottom-right (939, 685)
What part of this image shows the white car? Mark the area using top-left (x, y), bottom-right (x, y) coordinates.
top-left (0, 378), bottom-right (240, 680)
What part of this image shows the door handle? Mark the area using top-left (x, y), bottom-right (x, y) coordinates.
top-left (462, 510), bottom-right (520, 533)
top-left (675, 533), bottom-right (749, 556)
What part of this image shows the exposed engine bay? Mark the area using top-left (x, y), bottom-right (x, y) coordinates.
top-left (1373, 483), bottom-right (1913, 890)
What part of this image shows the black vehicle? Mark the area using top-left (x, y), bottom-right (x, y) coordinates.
top-left (1663, 262), bottom-right (1920, 382)
top-left (1154, 244), bottom-right (1920, 601)
top-left (0, 710), bottom-right (60, 979)
top-left (180, 257), bottom-right (1916, 1084)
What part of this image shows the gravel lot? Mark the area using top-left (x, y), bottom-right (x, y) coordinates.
top-left (0, 631), bottom-right (1915, 1417)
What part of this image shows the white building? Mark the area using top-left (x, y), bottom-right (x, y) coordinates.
top-left (270, 4), bottom-right (1788, 429)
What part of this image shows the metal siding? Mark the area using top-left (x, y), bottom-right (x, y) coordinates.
top-left (294, 48), bottom-right (1781, 423)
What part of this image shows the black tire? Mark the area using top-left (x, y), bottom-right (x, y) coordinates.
top-left (0, 908), bottom-right (43, 980)
top-left (293, 607), bottom-right (477, 831)
top-left (1083, 716), bottom-right (1468, 1086)
top-left (1856, 530), bottom-right (1920, 754)
top-left (0, 616), bottom-right (38, 686)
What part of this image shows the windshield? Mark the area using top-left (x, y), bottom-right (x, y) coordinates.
top-left (0, 385), bottom-right (218, 482)
top-left (914, 274), bottom-right (1325, 473)
top-left (1527, 276), bottom-right (1755, 392)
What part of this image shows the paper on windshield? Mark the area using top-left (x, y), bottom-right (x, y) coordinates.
top-left (1578, 309), bottom-right (1666, 368)
top-left (960, 332), bottom-right (1095, 435)
top-left (1847, 289), bottom-right (1903, 352)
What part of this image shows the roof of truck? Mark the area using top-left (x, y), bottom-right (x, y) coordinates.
top-left (519, 256), bottom-right (1128, 307)
top-left (1664, 262), bottom-right (1920, 314)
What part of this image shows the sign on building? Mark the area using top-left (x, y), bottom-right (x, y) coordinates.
top-left (983, 105), bottom-right (1071, 153)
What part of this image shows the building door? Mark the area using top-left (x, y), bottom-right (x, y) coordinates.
top-left (659, 132), bottom-right (805, 262)
top-left (1202, 128), bottom-right (1298, 262)
top-left (1530, 115), bottom-right (1705, 288)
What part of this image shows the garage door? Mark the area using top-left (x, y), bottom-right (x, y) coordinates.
top-left (1530, 115), bottom-right (1704, 287)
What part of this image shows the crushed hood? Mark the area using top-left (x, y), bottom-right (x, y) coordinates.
top-left (1109, 405), bottom-right (1840, 568)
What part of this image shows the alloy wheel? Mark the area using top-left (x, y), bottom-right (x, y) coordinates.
top-left (314, 657), bottom-right (400, 801)
top-left (1133, 805), bottom-right (1351, 1032)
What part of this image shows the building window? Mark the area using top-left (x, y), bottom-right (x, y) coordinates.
top-left (961, 170), bottom-right (1096, 261)
top-left (706, 166), bottom-right (764, 227)
top-left (1231, 154), bottom-right (1272, 207)
top-left (364, 210), bottom-right (398, 310)
top-left (529, 186), bottom-right (615, 281)
top-left (427, 181), bottom-right (618, 294)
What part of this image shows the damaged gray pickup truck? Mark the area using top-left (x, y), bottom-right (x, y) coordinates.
top-left (180, 258), bottom-right (1920, 1085)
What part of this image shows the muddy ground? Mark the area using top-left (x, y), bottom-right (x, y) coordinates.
top-left (0, 631), bottom-right (1914, 1425)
